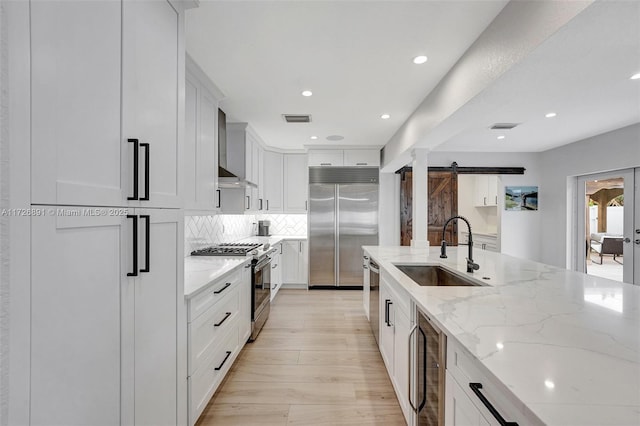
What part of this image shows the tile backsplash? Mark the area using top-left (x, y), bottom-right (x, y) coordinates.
top-left (256, 214), bottom-right (307, 236)
top-left (184, 213), bottom-right (308, 256)
top-left (184, 214), bottom-right (255, 257)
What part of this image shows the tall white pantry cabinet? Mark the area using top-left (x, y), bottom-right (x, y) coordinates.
top-left (6, 1), bottom-right (191, 425)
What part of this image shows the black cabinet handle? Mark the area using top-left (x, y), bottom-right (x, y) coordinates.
top-left (216, 189), bottom-right (221, 208)
top-left (214, 312), bottom-right (232, 327)
top-left (266, 199), bottom-right (269, 211)
top-left (246, 195), bottom-right (250, 210)
top-left (384, 299), bottom-right (391, 326)
top-left (258, 199), bottom-right (263, 210)
top-left (140, 215), bottom-right (150, 273)
top-left (214, 282), bottom-right (231, 294)
top-left (127, 139), bottom-right (139, 200)
top-left (305, 200), bottom-right (307, 211)
top-left (356, 162), bottom-right (367, 165)
top-left (214, 351), bottom-right (232, 371)
top-left (469, 383), bottom-right (519, 426)
top-left (127, 215), bottom-right (138, 276)
top-left (140, 142), bottom-right (150, 201)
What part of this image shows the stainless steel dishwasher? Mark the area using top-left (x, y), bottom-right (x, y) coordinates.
top-left (369, 260), bottom-right (380, 344)
top-left (409, 308), bottom-right (446, 425)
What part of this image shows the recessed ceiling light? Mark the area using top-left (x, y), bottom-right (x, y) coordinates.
top-left (497, 135), bottom-right (505, 140)
top-left (545, 112), bottom-right (557, 118)
top-left (301, 90), bottom-right (313, 97)
top-left (413, 55), bottom-right (428, 65)
top-left (381, 114), bottom-right (390, 120)
top-left (310, 136), bottom-right (318, 140)
top-left (544, 380), bottom-right (555, 389)
top-left (630, 73), bottom-right (640, 80)
top-left (496, 342), bottom-right (504, 350)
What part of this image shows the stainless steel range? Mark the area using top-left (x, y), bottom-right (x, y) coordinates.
top-left (191, 242), bottom-right (275, 341)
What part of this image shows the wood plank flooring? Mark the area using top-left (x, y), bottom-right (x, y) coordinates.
top-left (196, 289), bottom-right (406, 426)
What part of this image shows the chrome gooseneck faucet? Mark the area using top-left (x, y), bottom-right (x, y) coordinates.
top-left (440, 215), bottom-right (480, 273)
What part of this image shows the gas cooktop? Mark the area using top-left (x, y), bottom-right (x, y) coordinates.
top-left (191, 243), bottom-right (262, 256)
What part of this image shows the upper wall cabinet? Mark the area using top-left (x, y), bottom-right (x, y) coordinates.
top-left (474, 175), bottom-right (499, 207)
top-left (308, 149), bottom-right (380, 167)
top-left (343, 149), bottom-right (380, 167)
top-left (31, 0), bottom-right (182, 209)
top-left (185, 56), bottom-right (224, 212)
top-left (263, 151), bottom-right (283, 212)
top-left (283, 154), bottom-right (308, 213)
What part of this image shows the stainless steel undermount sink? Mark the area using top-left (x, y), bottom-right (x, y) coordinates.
top-left (394, 264), bottom-right (482, 287)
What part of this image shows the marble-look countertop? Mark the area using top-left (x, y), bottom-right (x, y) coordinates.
top-left (363, 245), bottom-right (640, 426)
top-left (184, 257), bottom-right (251, 298)
top-left (184, 236), bottom-right (306, 298)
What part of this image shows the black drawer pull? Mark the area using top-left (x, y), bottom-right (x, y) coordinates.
top-left (214, 351), bottom-right (232, 371)
top-left (384, 299), bottom-right (391, 326)
top-left (469, 383), bottom-right (519, 426)
top-left (214, 312), bottom-right (232, 327)
top-left (214, 282), bottom-right (231, 294)
top-left (127, 215), bottom-right (138, 276)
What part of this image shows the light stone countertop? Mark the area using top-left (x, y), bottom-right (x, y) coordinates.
top-left (184, 256), bottom-right (251, 298)
top-left (184, 236), bottom-right (306, 298)
top-left (363, 245), bottom-right (640, 426)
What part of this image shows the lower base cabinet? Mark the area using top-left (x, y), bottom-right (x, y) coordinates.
top-left (282, 239), bottom-right (308, 286)
top-left (378, 272), bottom-right (412, 423)
top-left (30, 208), bottom-right (184, 425)
top-left (445, 371), bottom-right (490, 426)
top-left (187, 264), bottom-right (251, 425)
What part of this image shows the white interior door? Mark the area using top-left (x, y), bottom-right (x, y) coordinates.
top-left (577, 169), bottom-right (636, 284)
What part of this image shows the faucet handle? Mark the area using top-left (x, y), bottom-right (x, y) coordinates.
top-left (440, 240), bottom-right (448, 258)
top-left (466, 258), bottom-right (480, 272)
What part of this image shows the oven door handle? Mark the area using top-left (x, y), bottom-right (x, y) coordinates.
top-left (254, 256), bottom-right (271, 270)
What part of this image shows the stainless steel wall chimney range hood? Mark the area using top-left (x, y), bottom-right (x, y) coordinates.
top-left (218, 109), bottom-right (257, 189)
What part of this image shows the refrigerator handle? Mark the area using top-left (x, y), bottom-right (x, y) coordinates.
top-left (335, 185), bottom-right (339, 287)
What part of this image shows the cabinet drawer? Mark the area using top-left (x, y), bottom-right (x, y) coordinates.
top-left (308, 150), bottom-right (344, 166)
top-left (189, 323), bottom-right (239, 423)
top-left (189, 286), bottom-right (240, 374)
top-left (188, 267), bottom-right (243, 322)
top-left (447, 339), bottom-right (532, 426)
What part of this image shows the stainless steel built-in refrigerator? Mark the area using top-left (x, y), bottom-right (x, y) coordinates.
top-left (309, 167), bottom-right (379, 288)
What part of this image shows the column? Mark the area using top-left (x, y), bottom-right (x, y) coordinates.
top-left (411, 149), bottom-right (429, 248)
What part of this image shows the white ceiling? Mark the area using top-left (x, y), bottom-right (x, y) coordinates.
top-left (432, 0), bottom-right (640, 153)
top-left (186, 1), bottom-right (640, 161)
top-left (185, 0), bottom-right (509, 150)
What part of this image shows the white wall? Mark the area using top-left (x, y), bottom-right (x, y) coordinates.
top-left (538, 123), bottom-right (640, 268)
top-left (429, 151), bottom-right (542, 261)
top-left (378, 172), bottom-right (400, 246)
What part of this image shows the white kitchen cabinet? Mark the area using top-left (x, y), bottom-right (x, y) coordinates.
top-left (308, 150), bottom-right (344, 166)
top-left (445, 371), bottom-right (490, 426)
top-left (283, 239), bottom-right (308, 286)
top-left (187, 264), bottom-right (250, 425)
top-left (30, 207), bottom-right (183, 426)
top-left (446, 338), bottom-right (531, 426)
top-left (263, 151), bottom-right (283, 212)
top-left (474, 175), bottom-right (499, 207)
top-left (284, 154), bottom-right (309, 212)
top-left (460, 232), bottom-right (499, 252)
top-left (185, 55), bottom-right (224, 212)
top-left (271, 243), bottom-right (283, 299)
top-left (379, 273), bottom-right (412, 423)
top-left (31, 0), bottom-right (182, 209)
top-left (343, 149), bottom-right (381, 166)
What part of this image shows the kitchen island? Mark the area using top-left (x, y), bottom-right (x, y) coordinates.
top-left (364, 245), bottom-right (640, 426)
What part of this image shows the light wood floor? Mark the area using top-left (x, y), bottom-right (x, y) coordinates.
top-left (196, 289), bottom-right (406, 426)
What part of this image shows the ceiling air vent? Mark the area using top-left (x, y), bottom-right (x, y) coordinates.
top-left (490, 123), bottom-right (519, 130)
top-left (283, 114), bottom-right (312, 123)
